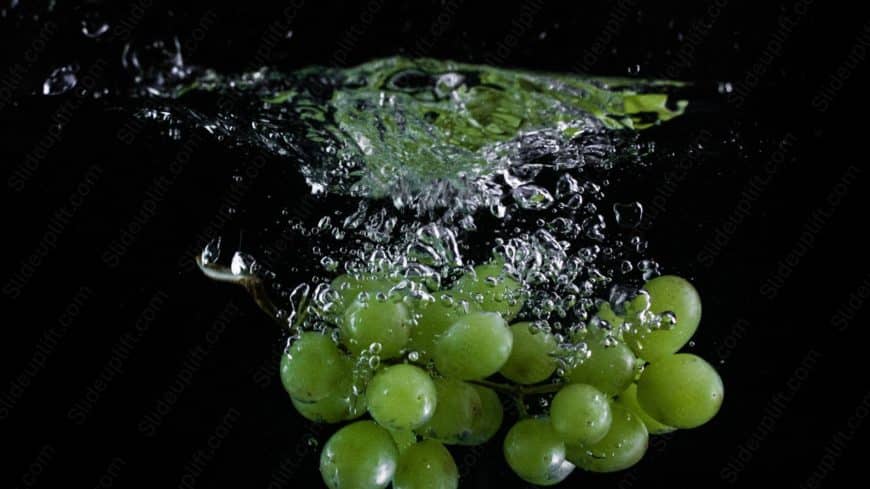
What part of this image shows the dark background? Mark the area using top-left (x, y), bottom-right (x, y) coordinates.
top-left (2, 1), bottom-right (868, 488)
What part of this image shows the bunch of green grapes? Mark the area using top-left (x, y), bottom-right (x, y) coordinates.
top-left (279, 263), bottom-right (723, 488)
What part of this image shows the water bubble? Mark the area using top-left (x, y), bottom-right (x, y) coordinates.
top-left (42, 65), bottom-right (78, 95)
top-left (230, 251), bottom-right (256, 275)
top-left (513, 185), bottom-right (554, 210)
top-left (201, 237), bottom-right (222, 265)
top-left (81, 12), bottom-right (109, 38)
top-left (613, 202), bottom-right (644, 228)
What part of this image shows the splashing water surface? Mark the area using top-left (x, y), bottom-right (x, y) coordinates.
top-left (130, 56), bottom-right (693, 388)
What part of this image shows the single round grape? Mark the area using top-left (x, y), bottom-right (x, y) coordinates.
top-left (320, 420), bottom-right (398, 489)
top-left (565, 330), bottom-right (637, 396)
top-left (500, 322), bottom-right (558, 384)
top-left (615, 384), bottom-right (676, 434)
top-left (417, 379), bottom-right (482, 444)
top-left (566, 403), bottom-right (648, 473)
top-left (389, 429), bottom-right (418, 454)
top-left (434, 312), bottom-right (513, 380)
top-left (367, 364), bottom-right (437, 430)
top-left (550, 384), bottom-right (612, 446)
top-left (503, 417), bottom-right (574, 486)
top-left (280, 332), bottom-right (350, 401)
top-left (393, 440), bottom-right (459, 489)
top-left (452, 261), bottom-right (524, 320)
top-left (291, 376), bottom-right (365, 423)
top-left (409, 293), bottom-right (478, 362)
top-left (341, 298), bottom-right (410, 358)
top-left (456, 385), bottom-right (503, 446)
top-left (623, 275), bottom-right (702, 362)
top-left (636, 353), bottom-right (723, 428)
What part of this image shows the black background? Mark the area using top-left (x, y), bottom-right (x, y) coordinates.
top-left (2, 1), bottom-right (869, 488)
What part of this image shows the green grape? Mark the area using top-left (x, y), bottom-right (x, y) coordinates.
top-left (636, 353), bottom-right (723, 429)
top-left (623, 275), bottom-right (702, 362)
top-left (341, 298), bottom-right (410, 358)
top-left (280, 332), bottom-right (351, 401)
top-left (615, 384), bottom-right (676, 434)
top-left (331, 274), bottom-right (395, 310)
top-left (320, 420), bottom-right (398, 489)
top-left (452, 260), bottom-right (524, 320)
top-left (408, 293), bottom-right (478, 362)
top-left (291, 376), bottom-right (365, 423)
top-left (457, 385), bottom-right (503, 445)
top-left (594, 302), bottom-right (625, 330)
top-left (503, 418), bottom-right (575, 486)
top-left (434, 312), bottom-right (513, 380)
top-left (565, 329), bottom-right (637, 396)
top-left (366, 364), bottom-right (438, 430)
top-left (389, 429), bottom-right (418, 454)
top-left (499, 322), bottom-right (558, 384)
top-left (393, 440), bottom-right (459, 489)
top-left (566, 403), bottom-right (648, 473)
top-left (417, 379), bottom-right (482, 444)
top-left (550, 384), bottom-right (612, 446)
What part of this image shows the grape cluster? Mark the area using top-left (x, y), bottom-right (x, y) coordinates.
top-left (280, 263), bottom-right (723, 488)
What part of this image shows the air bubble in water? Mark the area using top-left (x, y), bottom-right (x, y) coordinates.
top-left (42, 65), bottom-right (78, 95)
top-left (81, 12), bottom-right (109, 38)
top-left (513, 185), bottom-right (554, 210)
top-left (201, 237), bottom-right (222, 265)
top-left (613, 202), bottom-right (644, 228)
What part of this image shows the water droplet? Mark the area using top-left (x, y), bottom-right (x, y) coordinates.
top-left (42, 65), bottom-right (78, 95)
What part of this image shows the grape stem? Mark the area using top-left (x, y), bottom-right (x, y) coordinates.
top-left (196, 256), bottom-right (283, 324)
